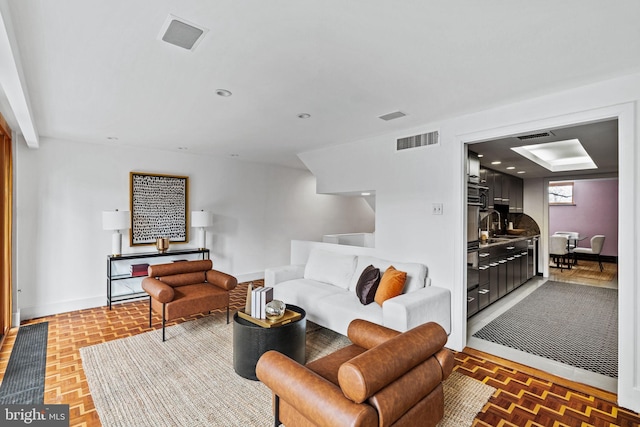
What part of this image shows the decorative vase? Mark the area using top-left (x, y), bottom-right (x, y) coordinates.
top-left (265, 300), bottom-right (286, 322)
top-left (156, 237), bottom-right (170, 253)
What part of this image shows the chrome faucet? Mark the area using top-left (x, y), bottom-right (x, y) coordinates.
top-left (481, 209), bottom-right (501, 236)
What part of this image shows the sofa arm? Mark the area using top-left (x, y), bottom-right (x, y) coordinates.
top-left (264, 265), bottom-right (305, 287)
top-left (256, 351), bottom-right (377, 427)
top-left (141, 278), bottom-right (175, 303)
top-left (382, 286), bottom-right (451, 334)
top-left (205, 270), bottom-right (238, 291)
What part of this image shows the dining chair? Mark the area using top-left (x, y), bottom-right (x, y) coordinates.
top-left (549, 235), bottom-right (571, 271)
top-left (553, 231), bottom-right (580, 249)
top-left (572, 235), bottom-right (606, 271)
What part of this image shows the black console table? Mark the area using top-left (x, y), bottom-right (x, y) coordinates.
top-left (106, 248), bottom-right (210, 309)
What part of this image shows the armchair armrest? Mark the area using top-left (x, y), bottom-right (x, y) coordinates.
top-left (141, 278), bottom-right (175, 303)
top-left (205, 270), bottom-right (238, 291)
top-left (264, 265), bottom-right (305, 287)
top-left (256, 351), bottom-right (377, 427)
top-left (382, 286), bottom-right (451, 334)
top-left (347, 319), bottom-right (400, 350)
top-left (434, 348), bottom-right (455, 380)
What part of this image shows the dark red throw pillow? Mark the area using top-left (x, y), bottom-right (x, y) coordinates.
top-left (355, 265), bottom-right (381, 305)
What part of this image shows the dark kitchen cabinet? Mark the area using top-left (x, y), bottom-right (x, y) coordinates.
top-left (517, 241), bottom-right (528, 286)
top-left (467, 286), bottom-right (479, 317)
top-left (483, 167), bottom-right (523, 211)
top-left (489, 261), bottom-right (499, 303)
top-left (488, 169), bottom-right (496, 209)
top-left (478, 249), bottom-right (491, 310)
top-left (508, 175), bottom-right (523, 213)
top-left (497, 259), bottom-right (507, 297)
top-left (468, 237), bottom-right (538, 319)
top-left (492, 171), bottom-right (503, 206)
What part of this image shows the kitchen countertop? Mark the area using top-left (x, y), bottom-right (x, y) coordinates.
top-left (478, 234), bottom-right (539, 249)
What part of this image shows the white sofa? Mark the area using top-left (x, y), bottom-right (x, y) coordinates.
top-left (264, 248), bottom-right (451, 336)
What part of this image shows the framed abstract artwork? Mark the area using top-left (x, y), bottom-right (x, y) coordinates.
top-left (129, 172), bottom-right (189, 246)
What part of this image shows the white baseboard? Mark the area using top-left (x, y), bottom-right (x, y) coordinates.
top-left (235, 272), bottom-right (265, 284)
top-left (19, 296), bottom-right (105, 321)
top-left (17, 273), bottom-right (265, 321)
top-left (12, 309), bottom-right (20, 327)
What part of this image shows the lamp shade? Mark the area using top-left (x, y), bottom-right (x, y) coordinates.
top-left (102, 210), bottom-right (130, 231)
top-left (191, 210), bottom-right (212, 228)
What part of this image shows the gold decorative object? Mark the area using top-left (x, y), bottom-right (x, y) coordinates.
top-left (156, 237), bottom-right (170, 253)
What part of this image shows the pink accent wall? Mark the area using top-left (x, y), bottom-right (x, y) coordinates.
top-left (549, 179), bottom-right (618, 256)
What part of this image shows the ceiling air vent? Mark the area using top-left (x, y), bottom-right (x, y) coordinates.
top-left (379, 111), bottom-right (407, 121)
top-left (516, 131), bottom-right (555, 140)
top-left (396, 130), bottom-right (439, 151)
top-left (159, 15), bottom-right (208, 51)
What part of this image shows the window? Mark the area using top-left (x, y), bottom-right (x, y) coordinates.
top-left (549, 182), bottom-right (574, 205)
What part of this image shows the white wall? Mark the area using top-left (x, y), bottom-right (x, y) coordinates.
top-left (13, 137), bottom-right (374, 320)
top-left (523, 178), bottom-right (546, 274)
top-left (299, 73), bottom-right (640, 411)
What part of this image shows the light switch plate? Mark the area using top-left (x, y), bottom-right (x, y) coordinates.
top-left (432, 203), bottom-right (443, 215)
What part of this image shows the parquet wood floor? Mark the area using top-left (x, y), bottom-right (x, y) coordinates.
top-left (1, 280), bottom-right (638, 427)
top-left (549, 259), bottom-right (618, 288)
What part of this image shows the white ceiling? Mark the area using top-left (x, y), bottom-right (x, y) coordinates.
top-left (1, 1), bottom-right (640, 169)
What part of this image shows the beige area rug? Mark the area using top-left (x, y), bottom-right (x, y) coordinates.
top-left (80, 315), bottom-right (495, 427)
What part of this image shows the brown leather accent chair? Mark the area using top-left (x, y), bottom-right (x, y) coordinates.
top-left (256, 319), bottom-right (454, 427)
top-left (141, 259), bottom-right (237, 341)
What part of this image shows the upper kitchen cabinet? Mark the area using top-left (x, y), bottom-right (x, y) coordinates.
top-left (483, 167), bottom-right (523, 212)
top-left (508, 175), bottom-right (523, 213)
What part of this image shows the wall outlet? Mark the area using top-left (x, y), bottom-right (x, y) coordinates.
top-left (432, 203), bottom-right (443, 215)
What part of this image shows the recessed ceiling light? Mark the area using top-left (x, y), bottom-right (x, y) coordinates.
top-left (477, 154), bottom-right (484, 158)
top-left (491, 161), bottom-right (501, 165)
top-left (506, 166), bottom-right (515, 170)
top-left (361, 192), bottom-right (371, 196)
top-left (511, 139), bottom-right (597, 172)
top-left (215, 89), bottom-right (232, 97)
top-left (297, 113), bottom-right (311, 119)
top-left (517, 171), bottom-right (526, 174)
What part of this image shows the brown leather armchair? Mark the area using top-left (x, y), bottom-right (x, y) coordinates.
top-left (256, 319), bottom-right (454, 427)
top-left (141, 259), bottom-right (237, 341)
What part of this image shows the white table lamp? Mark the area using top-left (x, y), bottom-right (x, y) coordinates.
top-left (103, 209), bottom-right (130, 256)
top-left (191, 210), bottom-right (212, 250)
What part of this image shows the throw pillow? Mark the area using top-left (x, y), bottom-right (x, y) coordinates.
top-left (355, 265), bottom-right (381, 305)
top-left (374, 266), bottom-right (407, 306)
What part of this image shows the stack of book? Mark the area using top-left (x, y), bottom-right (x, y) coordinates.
top-left (250, 287), bottom-right (273, 319)
top-left (130, 263), bottom-right (149, 277)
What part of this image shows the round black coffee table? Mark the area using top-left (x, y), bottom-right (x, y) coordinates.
top-left (232, 304), bottom-right (306, 380)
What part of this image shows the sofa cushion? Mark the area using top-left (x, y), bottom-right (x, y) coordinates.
top-left (314, 293), bottom-right (383, 336)
top-left (272, 278), bottom-right (342, 309)
top-left (355, 265), bottom-right (381, 305)
top-left (375, 266), bottom-right (407, 306)
top-left (349, 256), bottom-right (427, 294)
top-left (303, 249), bottom-right (357, 290)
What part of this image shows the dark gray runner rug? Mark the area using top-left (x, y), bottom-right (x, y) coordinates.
top-left (473, 281), bottom-right (617, 378)
top-left (0, 322), bottom-right (49, 404)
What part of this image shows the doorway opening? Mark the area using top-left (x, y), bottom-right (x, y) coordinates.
top-left (464, 118), bottom-right (620, 393)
